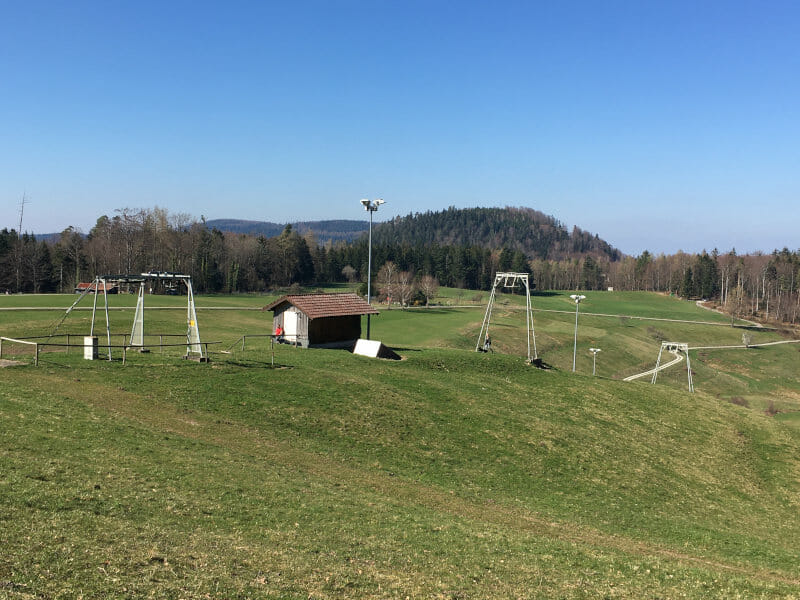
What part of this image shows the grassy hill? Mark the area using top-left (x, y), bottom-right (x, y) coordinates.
top-left (370, 206), bottom-right (621, 261)
top-left (371, 290), bottom-right (799, 412)
top-left (2, 291), bottom-right (800, 597)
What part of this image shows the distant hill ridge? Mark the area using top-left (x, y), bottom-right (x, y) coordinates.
top-left (370, 206), bottom-right (621, 261)
top-left (34, 219), bottom-right (370, 245)
top-left (205, 219), bottom-right (368, 244)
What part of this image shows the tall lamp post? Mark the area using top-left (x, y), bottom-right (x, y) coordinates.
top-left (589, 347), bottom-right (601, 376)
top-left (570, 294), bottom-right (586, 372)
top-left (360, 198), bottom-right (384, 339)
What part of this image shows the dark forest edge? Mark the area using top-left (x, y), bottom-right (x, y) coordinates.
top-left (3, 206), bottom-right (799, 324)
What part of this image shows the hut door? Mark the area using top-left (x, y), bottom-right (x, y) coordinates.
top-left (283, 309), bottom-right (298, 342)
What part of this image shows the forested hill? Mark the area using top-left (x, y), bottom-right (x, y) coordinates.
top-left (369, 206), bottom-right (621, 261)
top-left (205, 219), bottom-right (368, 243)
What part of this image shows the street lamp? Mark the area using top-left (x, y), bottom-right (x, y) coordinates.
top-left (589, 347), bottom-right (601, 376)
top-left (360, 198), bottom-right (384, 339)
top-left (569, 294), bottom-right (586, 372)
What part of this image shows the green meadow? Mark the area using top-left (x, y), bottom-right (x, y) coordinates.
top-left (1, 290), bottom-right (799, 598)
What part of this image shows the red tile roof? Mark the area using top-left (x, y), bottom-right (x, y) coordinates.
top-left (265, 293), bottom-right (378, 319)
top-left (75, 282), bottom-right (117, 292)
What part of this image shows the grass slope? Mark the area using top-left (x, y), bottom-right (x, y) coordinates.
top-left (370, 292), bottom-right (800, 416)
top-left (2, 343), bottom-right (800, 598)
top-left (2, 288), bottom-right (798, 410)
top-left (2, 290), bottom-right (800, 597)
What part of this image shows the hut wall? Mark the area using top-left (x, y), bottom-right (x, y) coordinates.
top-left (272, 306), bottom-right (310, 346)
top-left (308, 315), bottom-right (361, 346)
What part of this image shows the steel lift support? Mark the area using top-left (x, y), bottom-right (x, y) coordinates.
top-left (476, 272), bottom-right (538, 363)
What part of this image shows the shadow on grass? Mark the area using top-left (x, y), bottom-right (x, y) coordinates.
top-left (734, 324), bottom-right (778, 332)
top-left (392, 307), bottom-right (463, 314)
top-left (529, 358), bottom-right (555, 370)
top-left (223, 358), bottom-right (294, 369)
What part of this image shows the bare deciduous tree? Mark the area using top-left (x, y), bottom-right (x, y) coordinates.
top-left (341, 265), bottom-right (357, 283)
top-left (419, 274), bottom-right (439, 306)
top-left (376, 261), bottom-right (398, 307)
top-left (396, 270), bottom-right (416, 308)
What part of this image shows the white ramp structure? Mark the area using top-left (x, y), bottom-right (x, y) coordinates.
top-left (133, 272), bottom-right (203, 359)
top-left (185, 277), bottom-right (202, 359)
top-left (476, 272), bottom-right (537, 363)
top-left (651, 342), bottom-right (693, 392)
top-left (129, 283), bottom-right (146, 349)
top-left (123, 273), bottom-right (203, 359)
top-left (353, 339), bottom-right (401, 360)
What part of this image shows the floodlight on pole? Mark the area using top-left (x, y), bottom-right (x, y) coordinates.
top-left (360, 199), bottom-right (384, 340)
top-left (589, 347), bottom-right (601, 376)
top-left (569, 294), bottom-right (586, 372)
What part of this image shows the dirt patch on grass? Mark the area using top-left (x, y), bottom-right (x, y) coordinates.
top-left (775, 388), bottom-right (800, 402)
top-left (0, 359), bottom-right (23, 367)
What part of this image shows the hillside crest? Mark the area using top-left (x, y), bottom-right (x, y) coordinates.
top-left (370, 206), bottom-right (620, 261)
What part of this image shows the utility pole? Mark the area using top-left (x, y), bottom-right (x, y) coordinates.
top-left (589, 347), bottom-right (601, 376)
top-left (16, 194), bottom-right (27, 293)
top-left (570, 294), bottom-right (586, 372)
top-left (360, 198), bottom-right (384, 339)
top-left (18, 194), bottom-right (26, 237)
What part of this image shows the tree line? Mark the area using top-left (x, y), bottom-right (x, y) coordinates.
top-left (2, 207), bottom-right (799, 324)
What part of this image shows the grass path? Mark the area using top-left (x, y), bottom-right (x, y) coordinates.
top-left (623, 349), bottom-right (684, 381)
top-left (690, 338), bottom-right (800, 350)
top-left (437, 303), bottom-right (769, 328)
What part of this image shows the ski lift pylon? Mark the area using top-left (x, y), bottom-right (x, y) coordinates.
top-left (476, 272), bottom-right (538, 362)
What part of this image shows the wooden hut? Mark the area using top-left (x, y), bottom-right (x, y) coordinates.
top-left (265, 293), bottom-right (378, 348)
top-left (74, 282), bottom-right (119, 294)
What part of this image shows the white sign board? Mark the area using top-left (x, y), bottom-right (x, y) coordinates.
top-left (353, 339), bottom-right (383, 358)
top-left (84, 336), bottom-right (98, 360)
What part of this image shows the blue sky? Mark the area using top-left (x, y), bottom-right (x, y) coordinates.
top-left (1, 0), bottom-right (798, 255)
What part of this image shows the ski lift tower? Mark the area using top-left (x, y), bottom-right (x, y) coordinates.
top-left (50, 271), bottom-right (204, 361)
top-left (476, 272), bottom-right (538, 362)
top-left (129, 272), bottom-right (204, 360)
top-left (651, 341), bottom-right (693, 392)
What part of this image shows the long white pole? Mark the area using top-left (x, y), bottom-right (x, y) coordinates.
top-left (572, 300), bottom-right (580, 372)
top-left (367, 208), bottom-right (373, 340)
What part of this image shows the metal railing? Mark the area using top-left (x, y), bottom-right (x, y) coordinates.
top-left (2, 331), bottom-right (285, 367)
top-left (0, 337), bottom-right (39, 366)
top-left (0, 336), bottom-right (218, 366)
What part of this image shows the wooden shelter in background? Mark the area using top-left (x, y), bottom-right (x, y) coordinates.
top-left (74, 281), bottom-right (118, 294)
top-left (265, 293), bottom-right (378, 349)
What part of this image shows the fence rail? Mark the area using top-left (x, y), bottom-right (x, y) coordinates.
top-left (0, 337), bottom-right (39, 366)
top-left (0, 337), bottom-right (219, 366)
top-left (225, 333), bottom-right (277, 353)
top-left (2, 331), bottom-right (283, 367)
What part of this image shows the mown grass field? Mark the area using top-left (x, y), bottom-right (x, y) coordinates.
top-left (2, 290), bottom-right (799, 598)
